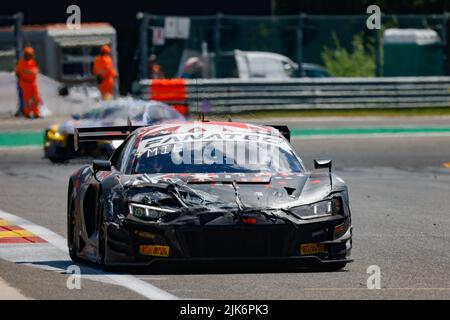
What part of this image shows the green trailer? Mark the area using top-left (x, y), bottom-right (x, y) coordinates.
top-left (383, 28), bottom-right (444, 76)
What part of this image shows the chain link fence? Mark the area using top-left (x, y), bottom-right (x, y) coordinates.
top-left (136, 13), bottom-right (449, 79)
top-left (0, 13), bottom-right (22, 116)
top-left (0, 13), bottom-right (22, 72)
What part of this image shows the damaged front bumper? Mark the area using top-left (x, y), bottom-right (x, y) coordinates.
top-left (102, 214), bottom-right (353, 268)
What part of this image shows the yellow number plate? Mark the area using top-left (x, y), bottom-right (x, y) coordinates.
top-left (300, 243), bottom-right (325, 255)
top-left (139, 245), bottom-right (170, 257)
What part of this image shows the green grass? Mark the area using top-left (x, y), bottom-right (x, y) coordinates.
top-left (0, 131), bottom-right (43, 147)
top-left (195, 107), bottom-right (450, 119)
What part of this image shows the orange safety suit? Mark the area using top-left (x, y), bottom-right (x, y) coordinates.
top-left (15, 58), bottom-right (41, 117)
top-left (92, 53), bottom-right (117, 100)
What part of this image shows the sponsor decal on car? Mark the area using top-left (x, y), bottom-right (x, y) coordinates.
top-left (139, 245), bottom-right (170, 257)
top-left (300, 243), bottom-right (325, 255)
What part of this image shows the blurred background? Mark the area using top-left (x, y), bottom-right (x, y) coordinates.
top-left (1, 1), bottom-right (450, 92)
top-left (2, 0), bottom-right (450, 129)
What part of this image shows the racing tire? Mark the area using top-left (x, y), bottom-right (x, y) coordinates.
top-left (68, 191), bottom-right (82, 262)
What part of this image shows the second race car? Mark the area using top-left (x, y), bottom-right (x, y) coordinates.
top-left (44, 98), bottom-right (185, 162)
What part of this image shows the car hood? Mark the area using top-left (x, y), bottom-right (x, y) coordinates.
top-left (122, 172), bottom-right (342, 210)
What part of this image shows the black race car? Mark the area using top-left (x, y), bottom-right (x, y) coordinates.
top-left (67, 121), bottom-right (352, 271)
top-left (44, 98), bottom-right (185, 162)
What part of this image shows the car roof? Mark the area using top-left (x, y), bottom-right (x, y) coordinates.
top-left (237, 51), bottom-right (297, 65)
top-left (135, 121), bottom-right (283, 139)
top-left (98, 97), bottom-right (169, 109)
top-left (239, 51), bottom-right (290, 60)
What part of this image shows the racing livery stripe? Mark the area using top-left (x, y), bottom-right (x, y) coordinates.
top-left (0, 230), bottom-right (34, 238)
top-left (0, 219), bottom-right (47, 244)
top-left (0, 237), bottom-right (46, 243)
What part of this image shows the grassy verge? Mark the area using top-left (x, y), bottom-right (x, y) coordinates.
top-left (0, 131), bottom-right (43, 147)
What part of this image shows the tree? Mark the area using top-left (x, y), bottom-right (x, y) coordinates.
top-left (321, 32), bottom-right (375, 77)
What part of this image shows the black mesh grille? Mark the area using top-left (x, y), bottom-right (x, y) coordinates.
top-left (181, 226), bottom-right (291, 258)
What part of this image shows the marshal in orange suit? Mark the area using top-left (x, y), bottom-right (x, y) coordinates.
top-left (15, 46), bottom-right (42, 118)
top-left (92, 45), bottom-right (118, 100)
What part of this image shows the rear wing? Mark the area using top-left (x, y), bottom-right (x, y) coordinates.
top-left (74, 125), bottom-right (142, 151)
top-left (74, 124), bottom-right (291, 150)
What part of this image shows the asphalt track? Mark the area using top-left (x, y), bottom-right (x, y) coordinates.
top-left (1, 116), bottom-right (450, 299)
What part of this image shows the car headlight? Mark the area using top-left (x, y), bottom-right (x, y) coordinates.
top-left (289, 198), bottom-right (342, 220)
top-left (128, 203), bottom-right (175, 220)
top-left (46, 125), bottom-right (65, 142)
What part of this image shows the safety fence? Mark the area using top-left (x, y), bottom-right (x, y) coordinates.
top-left (136, 13), bottom-right (449, 79)
top-left (0, 13), bottom-right (22, 72)
top-left (133, 77), bottom-right (450, 113)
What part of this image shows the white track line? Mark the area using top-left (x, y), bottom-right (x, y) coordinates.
top-left (0, 209), bottom-right (178, 300)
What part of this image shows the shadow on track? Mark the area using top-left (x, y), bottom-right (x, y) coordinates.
top-left (18, 259), bottom-right (348, 276)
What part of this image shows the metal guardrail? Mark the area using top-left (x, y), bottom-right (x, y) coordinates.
top-left (134, 77), bottom-right (450, 113)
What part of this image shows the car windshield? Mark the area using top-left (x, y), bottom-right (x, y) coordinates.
top-left (132, 135), bottom-right (303, 174)
top-left (80, 108), bottom-right (103, 120)
top-left (80, 103), bottom-right (182, 124)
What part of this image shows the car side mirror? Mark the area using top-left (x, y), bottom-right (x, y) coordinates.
top-left (314, 159), bottom-right (332, 170)
top-left (92, 160), bottom-right (111, 172)
top-left (314, 159), bottom-right (333, 189)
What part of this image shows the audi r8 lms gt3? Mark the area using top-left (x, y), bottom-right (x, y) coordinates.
top-left (67, 122), bottom-right (353, 271)
top-left (44, 98), bottom-right (185, 163)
